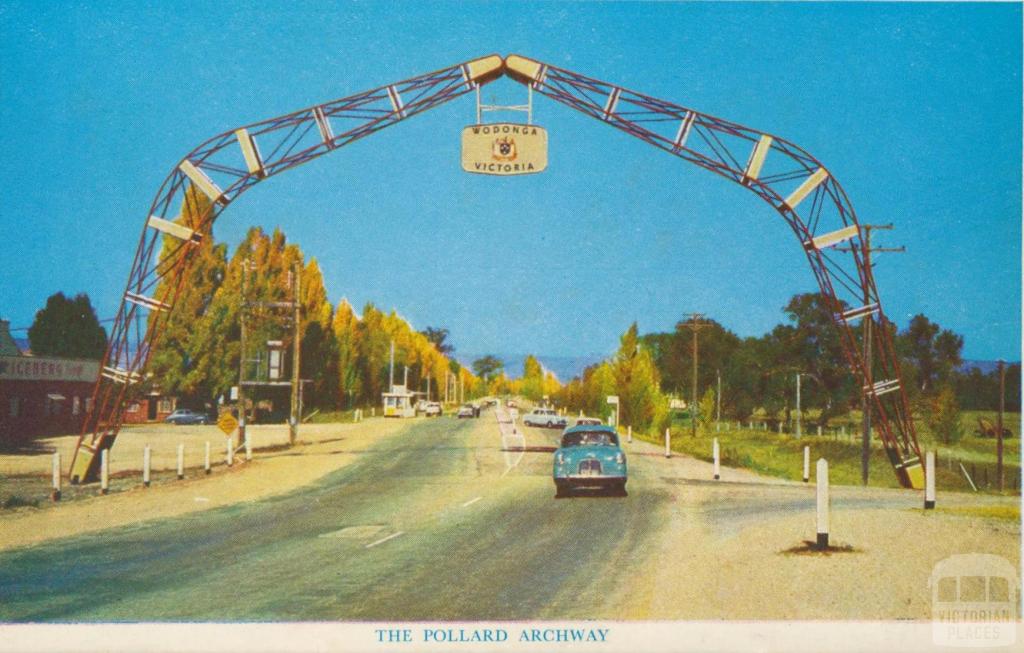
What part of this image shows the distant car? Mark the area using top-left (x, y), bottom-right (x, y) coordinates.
top-left (424, 402), bottom-right (442, 417)
top-left (164, 409), bottom-right (211, 425)
top-left (574, 417), bottom-right (604, 427)
top-left (456, 405), bottom-right (475, 419)
top-left (553, 425), bottom-right (627, 497)
top-left (506, 399), bottom-right (517, 408)
top-left (523, 408), bottom-right (567, 429)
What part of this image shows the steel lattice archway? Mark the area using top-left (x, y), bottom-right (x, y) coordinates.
top-left (70, 54), bottom-right (923, 489)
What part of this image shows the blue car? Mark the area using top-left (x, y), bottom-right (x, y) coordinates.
top-left (553, 425), bottom-right (627, 496)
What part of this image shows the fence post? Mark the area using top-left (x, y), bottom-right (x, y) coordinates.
top-left (100, 449), bottom-right (109, 495)
top-left (627, 425), bottom-right (632, 444)
top-left (51, 452), bottom-right (61, 501)
top-left (177, 443), bottom-right (184, 480)
top-left (245, 433), bottom-right (252, 462)
top-left (816, 458), bottom-right (829, 549)
top-left (777, 421), bottom-right (782, 434)
top-left (817, 425), bottom-right (822, 437)
top-left (143, 445), bottom-right (151, 488)
top-left (204, 441), bottom-right (211, 475)
top-left (925, 451), bottom-right (936, 509)
top-left (803, 446), bottom-right (810, 483)
top-left (227, 437), bottom-right (234, 467)
top-left (713, 438), bottom-right (720, 480)
top-left (665, 428), bottom-right (671, 458)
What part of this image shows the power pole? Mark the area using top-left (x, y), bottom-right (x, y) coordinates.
top-left (716, 368), bottom-right (721, 429)
top-left (237, 259), bottom-right (249, 445)
top-left (997, 359), bottom-right (1005, 491)
top-left (682, 313), bottom-right (711, 437)
top-left (840, 224), bottom-right (904, 486)
top-left (289, 263), bottom-right (301, 446)
top-left (796, 373), bottom-right (802, 439)
top-left (388, 340), bottom-right (395, 392)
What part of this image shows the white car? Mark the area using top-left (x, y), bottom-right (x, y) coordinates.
top-left (423, 402), bottom-right (442, 417)
top-left (574, 417), bottom-right (604, 426)
top-left (523, 408), bottom-right (568, 429)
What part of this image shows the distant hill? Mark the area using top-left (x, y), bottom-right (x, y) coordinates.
top-left (960, 360), bottom-right (1018, 374)
top-left (458, 353), bottom-right (607, 382)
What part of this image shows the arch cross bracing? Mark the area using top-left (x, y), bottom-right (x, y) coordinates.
top-left (70, 53), bottom-right (922, 489)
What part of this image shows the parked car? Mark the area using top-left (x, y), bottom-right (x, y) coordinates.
top-left (574, 417), bottom-right (604, 427)
top-left (164, 409), bottom-right (211, 425)
top-left (553, 425), bottom-right (627, 497)
top-left (424, 402), bottom-right (442, 417)
top-left (523, 408), bottom-right (567, 429)
top-left (506, 399), bottom-right (517, 408)
top-left (456, 405), bottom-right (476, 419)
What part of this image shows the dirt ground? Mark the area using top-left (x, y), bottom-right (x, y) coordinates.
top-left (0, 418), bottom-right (410, 551)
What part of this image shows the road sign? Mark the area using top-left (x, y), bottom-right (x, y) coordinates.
top-left (461, 123), bottom-right (547, 175)
top-left (217, 412), bottom-right (238, 436)
top-left (607, 395), bottom-right (619, 405)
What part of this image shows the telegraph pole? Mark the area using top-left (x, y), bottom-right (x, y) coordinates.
top-left (840, 224), bottom-right (904, 485)
top-left (997, 359), bottom-right (1005, 491)
top-left (237, 259), bottom-right (249, 445)
top-left (682, 313), bottom-right (711, 437)
top-left (716, 368), bottom-right (721, 430)
top-left (289, 263), bottom-right (301, 446)
top-left (796, 373), bottom-right (802, 439)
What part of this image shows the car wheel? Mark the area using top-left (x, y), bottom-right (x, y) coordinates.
top-left (546, 421), bottom-right (553, 428)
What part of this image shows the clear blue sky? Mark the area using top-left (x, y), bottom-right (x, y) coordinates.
top-left (1, 1), bottom-right (1020, 363)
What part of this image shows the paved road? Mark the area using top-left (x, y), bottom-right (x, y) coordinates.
top-left (0, 410), bottom-right (1016, 621)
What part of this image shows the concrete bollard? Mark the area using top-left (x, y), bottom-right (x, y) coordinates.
top-left (51, 452), bottom-right (61, 502)
top-left (817, 425), bottom-right (822, 437)
top-left (100, 449), bottom-right (109, 495)
top-left (204, 441), bottom-right (211, 475)
top-left (177, 443), bottom-right (184, 480)
top-left (803, 446), bottom-right (810, 483)
top-left (226, 437), bottom-right (234, 466)
top-left (816, 458), bottom-right (829, 549)
top-left (245, 434), bottom-right (252, 462)
top-left (925, 451), bottom-right (936, 509)
top-left (627, 425), bottom-right (632, 444)
top-left (713, 438), bottom-right (720, 480)
top-left (665, 428), bottom-right (671, 458)
top-left (579, 410), bottom-right (583, 417)
top-left (143, 445), bottom-right (151, 487)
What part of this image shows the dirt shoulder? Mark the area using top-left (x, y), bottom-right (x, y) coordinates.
top-left (0, 418), bottom-right (410, 552)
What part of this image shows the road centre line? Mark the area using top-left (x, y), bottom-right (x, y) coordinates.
top-left (461, 496), bottom-right (482, 507)
top-left (365, 531), bottom-right (405, 549)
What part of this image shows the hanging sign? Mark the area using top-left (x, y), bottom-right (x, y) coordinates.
top-left (461, 123), bottom-right (548, 175)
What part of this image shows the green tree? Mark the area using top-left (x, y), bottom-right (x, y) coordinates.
top-left (27, 292), bottom-right (108, 359)
top-left (898, 314), bottom-right (963, 397)
top-left (926, 385), bottom-right (963, 445)
top-left (333, 299), bottom-right (362, 408)
top-left (472, 355), bottom-right (504, 383)
top-left (521, 354), bottom-right (545, 401)
top-left (698, 387), bottom-right (716, 434)
top-left (421, 327), bottom-right (453, 356)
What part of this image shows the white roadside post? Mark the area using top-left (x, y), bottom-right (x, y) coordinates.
top-left (925, 450), bottom-right (936, 510)
top-left (204, 441), bottom-right (211, 475)
top-left (627, 425), bottom-right (632, 444)
top-left (816, 458), bottom-right (830, 549)
top-left (665, 428), bottom-right (671, 458)
top-left (226, 437), bottom-right (234, 466)
top-left (51, 452), bottom-right (61, 502)
top-left (817, 425), bottom-right (822, 437)
top-left (803, 446), bottom-right (810, 483)
top-left (176, 443), bottom-right (184, 480)
top-left (100, 449), bottom-right (110, 495)
top-left (245, 433), bottom-right (252, 462)
top-left (713, 438), bottom-right (720, 480)
top-left (143, 445), bottom-right (151, 487)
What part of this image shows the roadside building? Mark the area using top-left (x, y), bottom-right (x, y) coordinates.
top-left (0, 320), bottom-right (101, 443)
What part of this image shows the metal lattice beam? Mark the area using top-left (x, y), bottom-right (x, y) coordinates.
top-left (69, 54), bottom-right (504, 482)
top-left (504, 54), bottom-right (922, 488)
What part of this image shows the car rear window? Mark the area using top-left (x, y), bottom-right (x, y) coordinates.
top-left (561, 431), bottom-right (619, 447)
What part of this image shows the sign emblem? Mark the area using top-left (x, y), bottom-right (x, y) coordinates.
top-left (462, 123), bottom-right (547, 175)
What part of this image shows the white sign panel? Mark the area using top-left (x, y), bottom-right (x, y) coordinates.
top-left (0, 355), bottom-right (99, 383)
top-left (607, 395), bottom-right (619, 405)
top-left (461, 123), bottom-right (548, 175)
